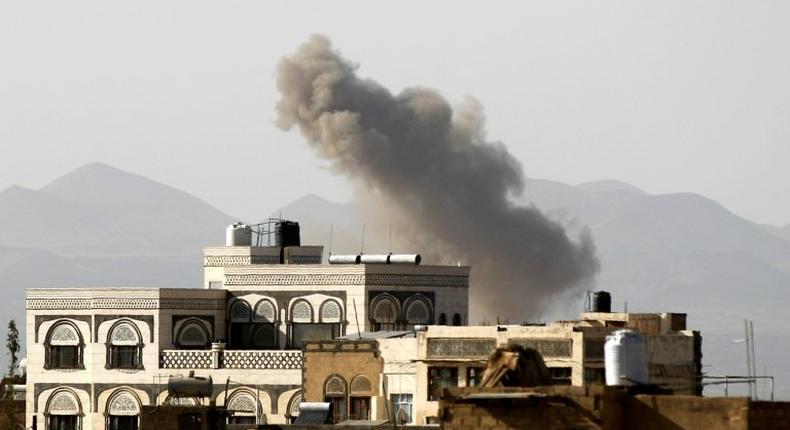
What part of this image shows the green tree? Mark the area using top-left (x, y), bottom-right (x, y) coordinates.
top-left (5, 321), bottom-right (18, 378)
top-left (2, 320), bottom-right (20, 430)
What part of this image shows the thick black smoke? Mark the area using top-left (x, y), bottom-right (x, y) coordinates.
top-left (275, 35), bottom-right (599, 320)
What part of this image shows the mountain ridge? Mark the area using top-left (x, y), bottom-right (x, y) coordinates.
top-left (1, 162), bottom-right (788, 398)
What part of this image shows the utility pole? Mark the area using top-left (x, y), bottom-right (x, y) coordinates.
top-left (749, 320), bottom-right (757, 399)
top-left (744, 319), bottom-right (752, 400)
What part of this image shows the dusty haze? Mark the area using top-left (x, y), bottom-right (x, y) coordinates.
top-left (275, 35), bottom-right (599, 319)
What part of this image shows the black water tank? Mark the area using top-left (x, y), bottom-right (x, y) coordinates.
top-left (591, 291), bottom-right (612, 313)
top-left (275, 221), bottom-right (301, 247)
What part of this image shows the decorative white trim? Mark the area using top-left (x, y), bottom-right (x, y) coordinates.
top-left (48, 391), bottom-right (80, 415)
top-left (107, 391), bottom-right (140, 416)
top-left (27, 298), bottom-right (225, 311)
top-left (227, 392), bottom-right (257, 414)
top-left (319, 300), bottom-right (342, 323)
top-left (291, 301), bottom-right (313, 323)
top-left (49, 324), bottom-right (80, 346)
top-left (110, 323), bottom-right (140, 346)
top-left (224, 273), bottom-right (468, 287)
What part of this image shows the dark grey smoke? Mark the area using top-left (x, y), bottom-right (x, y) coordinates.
top-left (275, 35), bottom-right (599, 320)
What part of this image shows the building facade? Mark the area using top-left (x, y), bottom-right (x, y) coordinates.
top-left (302, 313), bottom-right (701, 424)
top-left (25, 230), bottom-right (470, 430)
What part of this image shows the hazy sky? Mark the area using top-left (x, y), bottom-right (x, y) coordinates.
top-left (1, 1), bottom-right (788, 225)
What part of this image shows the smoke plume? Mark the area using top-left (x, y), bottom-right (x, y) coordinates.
top-left (275, 35), bottom-right (599, 320)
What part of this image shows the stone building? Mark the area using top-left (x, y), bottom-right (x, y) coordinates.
top-left (301, 312), bottom-right (701, 425)
top-left (24, 223), bottom-right (470, 430)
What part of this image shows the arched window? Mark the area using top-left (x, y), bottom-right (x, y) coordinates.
top-left (452, 313), bottom-right (462, 326)
top-left (319, 300), bottom-right (342, 323)
top-left (106, 389), bottom-right (140, 430)
top-left (249, 299), bottom-right (278, 349)
top-left (290, 299), bottom-right (340, 348)
top-left (404, 297), bottom-right (432, 328)
top-left (229, 300), bottom-right (255, 350)
top-left (46, 389), bottom-right (81, 430)
top-left (324, 376), bottom-right (347, 423)
top-left (254, 300), bottom-right (277, 323)
top-left (107, 322), bottom-right (143, 370)
top-left (229, 300), bottom-right (252, 323)
top-left (370, 296), bottom-right (399, 331)
top-left (286, 391), bottom-right (302, 424)
top-left (290, 300), bottom-right (313, 323)
top-left (226, 390), bottom-right (259, 425)
top-left (438, 313), bottom-right (447, 325)
top-left (45, 321), bottom-right (83, 370)
top-left (349, 376), bottom-right (372, 420)
top-left (176, 320), bottom-right (210, 350)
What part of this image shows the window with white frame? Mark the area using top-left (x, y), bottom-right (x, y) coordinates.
top-left (107, 322), bottom-right (142, 370)
top-left (45, 322), bottom-right (83, 370)
top-left (46, 390), bottom-right (81, 430)
top-left (106, 390), bottom-right (140, 430)
top-left (390, 394), bottom-right (413, 424)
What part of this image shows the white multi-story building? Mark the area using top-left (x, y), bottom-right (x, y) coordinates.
top-left (25, 222), bottom-right (470, 430)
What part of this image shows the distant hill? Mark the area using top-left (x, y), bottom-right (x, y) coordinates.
top-left (575, 179), bottom-right (647, 195)
top-left (0, 163), bottom-right (233, 256)
top-left (762, 223), bottom-right (790, 243)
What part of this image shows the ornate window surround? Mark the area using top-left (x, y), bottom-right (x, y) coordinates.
top-left (253, 298), bottom-right (278, 323)
top-left (349, 375), bottom-right (373, 396)
top-left (324, 375), bottom-right (347, 396)
top-left (226, 389), bottom-right (261, 418)
top-left (289, 300), bottom-right (314, 323)
top-left (318, 299), bottom-right (343, 323)
top-left (45, 388), bottom-right (83, 430)
top-left (403, 295), bottom-right (433, 325)
top-left (44, 320), bottom-right (85, 370)
top-left (229, 299), bottom-right (252, 323)
top-left (105, 319), bottom-right (145, 371)
top-left (286, 390), bottom-right (302, 422)
top-left (105, 388), bottom-right (142, 417)
top-left (175, 318), bottom-right (212, 349)
top-left (369, 294), bottom-right (400, 325)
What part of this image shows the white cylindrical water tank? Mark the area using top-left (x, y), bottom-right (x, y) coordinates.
top-left (360, 254), bottom-right (390, 264)
top-left (388, 254), bottom-right (421, 265)
top-left (328, 254), bottom-right (361, 264)
top-left (605, 329), bottom-right (649, 386)
top-left (225, 223), bottom-right (252, 246)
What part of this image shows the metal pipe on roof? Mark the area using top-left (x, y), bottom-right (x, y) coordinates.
top-left (360, 254), bottom-right (390, 264)
top-left (328, 254), bottom-right (361, 264)
top-left (389, 254), bottom-right (421, 265)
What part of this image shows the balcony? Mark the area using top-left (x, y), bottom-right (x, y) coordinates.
top-left (160, 349), bottom-right (302, 370)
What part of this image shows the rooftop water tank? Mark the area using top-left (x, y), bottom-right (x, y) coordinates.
top-left (226, 223), bottom-right (252, 246)
top-left (389, 254), bottom-right (421, 265)
top-left (605, 329), bottom-right (648, 386)
top-left (360, 254), bottom-right (389, 264)
top-left (167, 374), bottom-right (213, 398)
top-left (591, 291), bottom-right (612, 313)
top-left (275, 221), bottom-right (301, 247)
top-left (328, 254), bottom-right (361, 264)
